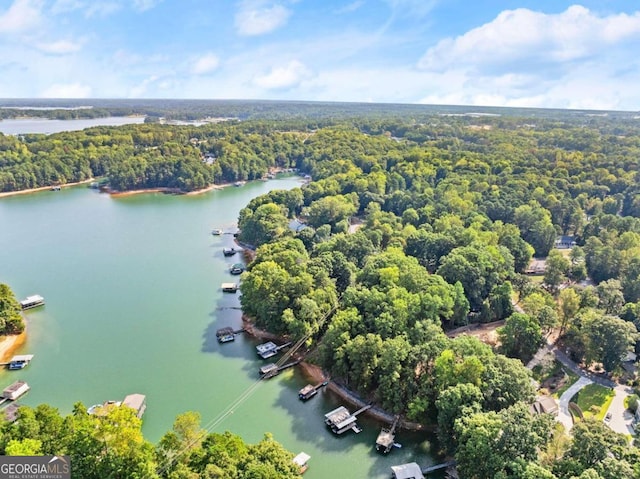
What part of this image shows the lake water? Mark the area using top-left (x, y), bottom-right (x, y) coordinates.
top-left (0, 117), bottom-right (145, 135)
top-left (0, 180), bottom-right (437, 478)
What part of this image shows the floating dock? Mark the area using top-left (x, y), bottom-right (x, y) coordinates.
top-left (256, 341), bottom-right (291, 360)
top-left (259, 360), bottom-right (300, 379)
top-left (2, 381), bottom-right (30, 401)
top-left (293, 452), bottom-right (310, 474)
top-left (298, 381), bottom-right (328, 401)
top-left (3, 354), bottom-right (35, 370)
top-left (216, 327), bottom-right (245, 343)
top-left (324, 403), bottom-right (372, 435)
top-left (20, 295), bottom-right (44, 310)
top-left (391, 462), bottom-right (424, 479)
top-left (123, 393), bottom-right (147, 419)
top-left (223, 247), bottom-right (238, 256)
top-left (376, 415), bottom-right (400, 453)
top-left (221, 282), bottom-right (239, 293)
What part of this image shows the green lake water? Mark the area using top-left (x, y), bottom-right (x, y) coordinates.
top-left (0, 178), bottom-right (437, 478)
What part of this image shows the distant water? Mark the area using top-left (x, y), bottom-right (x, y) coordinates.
top-left (0, 117), bottom-right (145, 135)
top-left (0, 180), bottom-right (438, 479)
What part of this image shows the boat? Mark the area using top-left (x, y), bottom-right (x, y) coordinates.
top-left (87, 400), bottom-right (121, 416)
top-left (51, 185), bottom-right (61, 191)
top-left (230, 263), bottom-right (244, 275)
top-left (292, 452), bottom-right (310, 474)
top-left (223, 247), bottom-right (237, 256)
top-left (19, 295), bottom-right (45, 310)
top-left (234, 181), bottom-right (246, 187)
top-left (221, 282), bottom-right (239, 293)
top-left (211, 229), bottom-right (223, 235)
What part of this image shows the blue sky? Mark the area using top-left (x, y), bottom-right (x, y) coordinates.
top-left (1, 0), bottom-right (640, 110)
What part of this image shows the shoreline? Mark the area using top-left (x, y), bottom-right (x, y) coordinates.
top-left (0, 330), bottom-right (26, 363)
top-left (109, 182), bottom-right (234, 198)
top-left (0, 178), bottom-right (96, 198)
top-left (242, 320), bottom-right (428, 432)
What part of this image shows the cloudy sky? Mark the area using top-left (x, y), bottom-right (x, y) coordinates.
top-left (1, 0), bottom-right (639, 110)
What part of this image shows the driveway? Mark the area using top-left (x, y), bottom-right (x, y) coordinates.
top-left (605, 385), bottom-right (636, 436)
top-left (557, 376), bottom-right (593, 432)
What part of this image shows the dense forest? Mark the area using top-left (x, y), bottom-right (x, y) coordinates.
top-left (3, 106), bottom-right (640, 477)
top-left (0, 284), bottom-right (25, 335)
top-left (0, 405), bottom-right (302, 478)
top-left (232, 114), bottom-right (640, 478)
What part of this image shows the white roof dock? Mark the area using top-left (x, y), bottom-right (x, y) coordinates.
top-left (10, 355), bottom-right (34, 363)
top-left (293, 452), bottom-right (310, 467)
top-left (391, 462), bottom-right (425, 479)
top-left (123, 393), bottom-right (146, 418)
top-left (2, 381), bottom-right (30, 401)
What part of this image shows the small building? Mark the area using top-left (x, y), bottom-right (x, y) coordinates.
top-left (555, 235), bottom-right (577, 249)
top-left (532, 395), bottom-right (559, 415)
top-left (525, 258), bottom-right (546, 274)
top-left (122, 393), bottom-right (146, 419)
top-left (3, 381), bottom-right (30, 401)
top-left (221, 283), bottom-right (239, 293)
top-left (8, 354), bottom-right (34, 370)
top-left (391, 463), bottom-right (425, 479)
top-left (20, 295), bottom-right (45, 310)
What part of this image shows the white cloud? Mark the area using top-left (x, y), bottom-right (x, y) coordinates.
top-left (36, 39), bottom-right (83, 54)
top-left (335, 1), bottom-right (365, 14)
top-left (192, 53), bottom-right (220, 75)
top-left (85, 1), bottom-right (121, 18)
top-left (41, 82), bottom-right (92, 98)
top-left (0, 0), bottom-right (43, 34)
top-left (253, 60), bottom-right (311, 89)
top-left (235, 1), bottom-right (291, 36)
top-left (132, 0), bottom-right (162, 12)
top-left (418, 6), bottom-right (640, 72)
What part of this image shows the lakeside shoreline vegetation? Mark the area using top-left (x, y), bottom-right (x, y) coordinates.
top-left (3, 104), bottom-right (640, 477)
top-left (0, 284), bottom-right (25, 335)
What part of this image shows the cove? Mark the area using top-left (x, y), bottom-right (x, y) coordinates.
top-left (0, 179), bottom-right (436, 479)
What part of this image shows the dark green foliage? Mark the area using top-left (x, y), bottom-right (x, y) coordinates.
top-left (0, 283), bottom-right (25, 334)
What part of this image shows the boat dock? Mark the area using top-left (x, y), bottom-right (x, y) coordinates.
top-left (19, 295), bottom-right (44, 310)
top-left (2, 381), bottom-right (30, 401)
top-left (1, 354), bottom-right (35, 370)
top-left (259, 360), bottom-right (300, 379)
top-left (256, 341), bottom-right (291, 360)
top-left (376, 415), bottom-right (400, 453)
top-left (216, 327), bottom-right (246, 343)
top-left (324, 403), bottom-right (372, 435)
top-left (298, 381), bottom-right (329, 400)
top-left (223, 247), bottom-right (238, 257)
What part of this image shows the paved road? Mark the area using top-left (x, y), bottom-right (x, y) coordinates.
top-left (605, 385), bottom-right (636, 436)
top-left (557, 376), bottom-right (592, 432)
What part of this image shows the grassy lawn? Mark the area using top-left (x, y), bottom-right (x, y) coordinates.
top-left (573, 384), bottom-right (615, 420)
